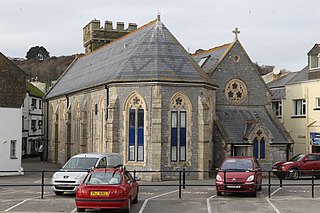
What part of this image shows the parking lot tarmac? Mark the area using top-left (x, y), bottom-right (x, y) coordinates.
top-left (1, 157), bottom-right (320, 212)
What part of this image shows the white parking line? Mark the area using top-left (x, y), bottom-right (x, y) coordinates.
top-left (206, 194), bottom-right (217, 213)
top-left (266, 198), bottom-right (281, 213)
top-left (270, 187), bottom-right (282, 197)
top-left (139, 190), bottom-right (179, 213)
top-left (4, 197), bottom-right (33, 212)
top-left (265, 187), bottom-right (282, 213)
top-left (33, 178), bottom-right (47, 183)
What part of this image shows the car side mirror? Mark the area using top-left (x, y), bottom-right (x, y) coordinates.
top-left (134, 176), bottom-right (141, 181)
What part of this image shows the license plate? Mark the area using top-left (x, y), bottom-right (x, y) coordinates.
top-left (227, 185), bottom-right (241, 188)
top-left (272, 169), bottom-right (278, 171)
top-left (90, 191), bottom-right (109, 196)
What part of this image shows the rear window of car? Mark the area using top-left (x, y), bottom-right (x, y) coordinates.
top-left (221, 159), bottom-right (253, 171)
top-left (86, 171), bottom-right (122, 185)
top-left (63, 157), bottom-right (99, 170)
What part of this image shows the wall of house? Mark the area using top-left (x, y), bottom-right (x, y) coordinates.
top-left (284, 80), bottom-right (320, 155)
top-left (0, 107), bottom-right (23, 176)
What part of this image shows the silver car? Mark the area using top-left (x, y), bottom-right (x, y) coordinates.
top-left (51, 153), bottom-right (123, 195)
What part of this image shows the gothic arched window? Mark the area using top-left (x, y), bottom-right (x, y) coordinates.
top-left (170, 96), bottom-right (188, 162)
top-left (128, 96), bottom-right (145, 162)
top-left (253, 129), bottom-right (265, 159)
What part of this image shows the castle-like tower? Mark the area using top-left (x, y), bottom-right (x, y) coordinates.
top-left (83, 19), bottom-right (137, 53)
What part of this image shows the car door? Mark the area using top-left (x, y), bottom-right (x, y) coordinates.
top-left (300, 154), bottom-right (317, 175)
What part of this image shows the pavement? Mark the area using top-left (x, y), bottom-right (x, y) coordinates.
top-left (22, 156), bottom-right (61, 172)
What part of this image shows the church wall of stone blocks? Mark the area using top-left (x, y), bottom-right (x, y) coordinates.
top-left (47, 83), bottom-right (216, 181)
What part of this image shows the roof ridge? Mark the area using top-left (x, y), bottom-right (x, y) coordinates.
top-left (79, 19), bottom-right (157, 60)
top-left (192, 42), bottom-right (233, 56)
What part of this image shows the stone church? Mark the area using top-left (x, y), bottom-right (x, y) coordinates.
top-left (44, 16), bottom-right (293, 180)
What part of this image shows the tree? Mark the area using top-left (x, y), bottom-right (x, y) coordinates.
top-left (26, 46), bottom-right (50, 61)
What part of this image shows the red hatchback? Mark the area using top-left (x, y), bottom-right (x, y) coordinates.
top-left (75, 167), bottom-right (139, 212)
top-left (215, 156), bottom-right (262, 197)
top-left (272, 153), bottom-right (320, 180)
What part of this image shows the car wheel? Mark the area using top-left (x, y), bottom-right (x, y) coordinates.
top-left (77, 208), bottom-right (85, 212)
top-left (289, 169), bottom-right (300, 180)
top-left (54, 191), bottom-right (64, 195)
top-left (217, 191), bottom-right (222, 196)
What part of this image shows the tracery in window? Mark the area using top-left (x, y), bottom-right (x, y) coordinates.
top-left (225, 79), bottom-right (247, 104)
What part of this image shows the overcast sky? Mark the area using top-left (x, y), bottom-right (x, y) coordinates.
top-left (1, 0), bottom-right (319, 71)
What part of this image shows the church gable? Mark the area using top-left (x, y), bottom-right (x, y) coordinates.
top-left (207, 40), bottom-right (271, 106)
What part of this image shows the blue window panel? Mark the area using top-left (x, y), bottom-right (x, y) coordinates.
top-left (260, 138), bottom-right (265, 159)
top-left (128, 109), bottom-right (135, 161)
top-left (137, 109), bottom-right (144, 146)
top-left (171, 111), bottom-right (178, 161)
top-left (253, 139), bottom-right (258, 158)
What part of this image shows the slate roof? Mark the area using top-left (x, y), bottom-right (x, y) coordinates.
top-left (45, 19), bottom-right (211, 99)
top-left (267, 72), bottom-right (299, 88)
top-left (192, 43), bottom-right (233, 73)
top-left (269, 88), bottom-right (286, 100)
top-left (286, 66), bottom-right (309, 84)
top-left (0, 52), bottom-right (27, 108)
top-left (216, 106), bottom-right (288, 144)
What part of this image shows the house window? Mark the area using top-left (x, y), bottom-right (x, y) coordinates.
top-left (31, 120), bottom-right (37, 132)
top-left (294, 99), bottom-right (306, 116)
top-left (171, 96), bottom-right (187, 162)
top-left (128, 97), bottom-right (144, 162)
top-left (31, 98), bottom-right (37, 109)
top-left (309, 54), bottom-right (320, 69)
top-left (272, 100), bottom-right (282, 118)
top-left (316, 98), bottom-right (320, 109)
top-left (39, 100), bottom-right (42, 109)
top-left (10, 140), bottom-right (17, 158)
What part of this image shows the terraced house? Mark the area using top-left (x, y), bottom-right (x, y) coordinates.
top-left (0, 52), bottom-right (27, 176)
top-left (44, 16), bottom-right (293, 180)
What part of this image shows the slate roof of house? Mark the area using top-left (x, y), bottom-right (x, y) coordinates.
top-left (192, 43), bottom-right (233, 73)
top-left (45, 18), bottom-right (211, 99)
top-left (27, 82), bottom-right (45, 98)
top-left (267, 72), bottom-right (299, 88)
top-left (0, 52), bottom-right (27, 108)
top-left (286, 66), bottom-right (309, 84)
top-left (216, 106), bottom-right (289, 144)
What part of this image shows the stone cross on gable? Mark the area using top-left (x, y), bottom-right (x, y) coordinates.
top-left (232, 27), bottom-right (240, 40)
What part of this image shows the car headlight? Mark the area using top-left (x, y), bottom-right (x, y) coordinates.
top-left (246, 175), bottom-right (254, 182)
top-left (216, 174), bottom-right (222, 181)
top-left (52, 173), bottom-right (57, 179)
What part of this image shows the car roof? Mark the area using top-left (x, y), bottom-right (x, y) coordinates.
top-left (224, 156), bottom-right (255, 160)
top-left (70, 152), bottom-right (120, 159)
top-left (90, 168), bottom-right (124, 173)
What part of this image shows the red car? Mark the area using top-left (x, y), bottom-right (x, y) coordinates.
top-left (272, 153), bottom-right (320, 180)
top-left (215, 156), bottom-right (262, 197)
top-left (75, 167), bottom-right (139, 212)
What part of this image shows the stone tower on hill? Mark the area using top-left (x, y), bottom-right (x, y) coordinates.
top-left (83, 19), bottom-right (138, 53)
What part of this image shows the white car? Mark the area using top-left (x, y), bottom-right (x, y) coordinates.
top-left (51, 153), bottom-right (123, 195)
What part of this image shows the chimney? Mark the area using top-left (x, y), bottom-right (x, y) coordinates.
top-left (127, 23), bottom-right (137, 31)
top-left (116, 22), bottom-right (124, 31)
top-left (104, 20), bottom-right (113, 31)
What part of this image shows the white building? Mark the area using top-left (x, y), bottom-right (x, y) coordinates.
top-left (0, 52), bottom-right (27, 176)
top-left (22, 81), bottom-right (45, 156)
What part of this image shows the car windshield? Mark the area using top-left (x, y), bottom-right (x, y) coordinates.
top-left (220, 159), bottom-right (253, 171)
top-left (86, 171), bottom-right (122, 185)
top-left (289, 154), bottom-right (305, 162)
top-left (63, 157), bottom-right (99, 170)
